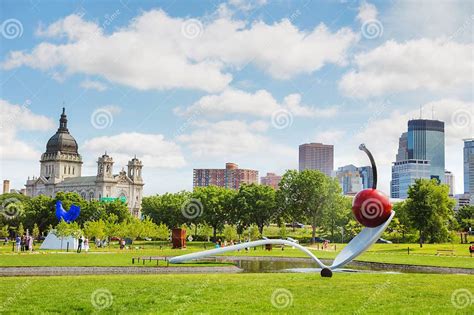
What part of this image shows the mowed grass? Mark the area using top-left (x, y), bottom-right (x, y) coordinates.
top-left (0, 242), bottom-right (472, 269)
top-left (0, 273), bottom-right (473, 314)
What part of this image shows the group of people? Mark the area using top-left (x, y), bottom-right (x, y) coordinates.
top-left (15, 235), bottom-right (34, 252)
top-left (76, 236), bottom-right (89, 253)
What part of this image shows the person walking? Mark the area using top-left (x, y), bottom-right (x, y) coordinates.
top-left (20, 235), bottom-right (26, 252)
top-left (15, 236), bottom-right (21, 252)
top-left (84, 238), bottom-right (89, 253)
top-left (28, 236), bottom-right (34, 252)
top-left (77, 236), bottom-right (83, 253)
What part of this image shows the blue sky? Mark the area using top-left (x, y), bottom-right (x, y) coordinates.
top-left (0, 0), bottom-right (472, 195)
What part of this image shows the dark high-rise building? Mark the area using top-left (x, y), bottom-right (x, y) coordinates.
top-left (298, 143), bottom-right (334, 177)
top-left (358, 166), bottom-right (373, 189)
top-left (464, 139), bottom-right (474, 200)
top-left (396, 132), bottom-right (408, 162)
top-left (407, 119), bottom-right (445, 183)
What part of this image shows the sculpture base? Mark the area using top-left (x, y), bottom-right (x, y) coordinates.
top-left (320, 268), bottom-right (333, 278)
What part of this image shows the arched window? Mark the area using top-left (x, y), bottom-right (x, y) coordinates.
top-left (81, 192), bottom-right (86, 199)
top-left (73, 167), bottom-right (75, 175)
top-left (64, 166), bottom-right (66, 174)
top-left (89, 192), bottom-right (94, 201)
top-left (68, 166), bottom-right (71, 174)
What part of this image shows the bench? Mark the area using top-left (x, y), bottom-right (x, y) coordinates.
top-left (132, 256), bottom-right (169, 266)
top-left (436, 249), bottom-right (455, 256)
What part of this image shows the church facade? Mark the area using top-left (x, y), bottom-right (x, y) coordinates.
top-left (25, 108), bottom-right (144, 216)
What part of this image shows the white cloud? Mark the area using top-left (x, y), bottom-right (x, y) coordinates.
top-left (82, 132), bottom-right (186, 168)
top-left (176, 120), bottom-right (294, 158)
top-left (0, 99), bottom-right (55, 161)
top-left (383, 0), bottom-right (473, 42)
top-left (175, 88), bottom-right (338, 118)
top-left (228, 0), bottom-right (268, 12)
top-left (80, 79), bottom-right (108, 91)
top-left (98, 105), bottom-right (122, 115)
top-left (2, 10), bottom-right (358, 91)
top-left (339, 39), bottom-right (473, 98)
top-left (314, 130), bottom-right (345, 144)
top-left (357, 1), bottom-right (378, 23)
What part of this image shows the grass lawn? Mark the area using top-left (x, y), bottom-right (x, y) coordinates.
top-left (0, 242), bottom-right (472, 269)
top-left (0, 273), bottom-right (473, 314)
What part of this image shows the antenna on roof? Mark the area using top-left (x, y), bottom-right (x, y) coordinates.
top-left (419, 104), bottom-right (422, 119)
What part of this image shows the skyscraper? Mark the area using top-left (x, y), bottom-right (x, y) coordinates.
top-left (443, 170), bottom-right (455, 196)
top-left (336, 165), bottom-right (363, 195)
top-left (396, 132), bottom-right (408, 162)
top-left (464, 139), bottom-right (474, 200)
top-left (299, 143), bottom-right (334, 177)
top-left (358, 166), bottom-right (373, 189)
top-left (390, 159), bottom-right (431, 199)
top-left (407, 119), bottom-right (445, 182)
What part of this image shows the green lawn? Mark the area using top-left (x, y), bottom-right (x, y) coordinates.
top-left (1, 242), bottom-right (472, 269)
top-left (0, 273), bottom-right (473, 314)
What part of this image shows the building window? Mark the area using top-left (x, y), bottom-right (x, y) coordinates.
top-left (73, 167), bottom-right (75, 175)
top-left (64, 166), bottom-right (66, 174)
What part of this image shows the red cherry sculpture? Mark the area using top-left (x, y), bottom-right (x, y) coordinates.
top-left (352, 144), bottom-right (392, 227)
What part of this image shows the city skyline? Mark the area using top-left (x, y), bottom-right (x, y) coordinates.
top-left (0, 0), bottom-right (472, 196)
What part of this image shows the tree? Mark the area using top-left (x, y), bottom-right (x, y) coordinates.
top-left (156, 223), bottom-right (170, 241)
top-left (142, 191), bottom-right (191, 228)
top-left (141, 216), bottom-right (158, 239)
top-left (17, 222), bottom-right (24, 236)
top-left (55, 219), bottom-right (70, 250)
top-left (247, 225), bottom-right (260, 241)
top-left (23, 195), bottom-right (55, 234)
top-left (197, 224), bottom-right (212, 242)
top-left (223, 225), bottom-right (238, 241)
top-left (322, 182), bottom-right (350, 242)
top-left (456, 205), bottom-right (474, 232)
top-left (405, 179), bottom-right (455, 247)
top-left (104, 200), bottom-right (131, 223)
top-left (278, 224), bottom-right (287, 239)
top-left (83, 220), bottom-right (106, 240)
top-left (234, 184), bottom-right (276, 236)
top-left (0, 225), bottom-right (9, 238)
top-left (278, 169), bottom-right (338, 243)
top-left (276, 170), bottom-right (302, 228)
top-left (194, 186), bottom-right (233, 241)
top-left (32, 223), bottom-right (40, 239)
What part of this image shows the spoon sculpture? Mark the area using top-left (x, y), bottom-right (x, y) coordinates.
top-left (170, 144), bottom-right (395, 277)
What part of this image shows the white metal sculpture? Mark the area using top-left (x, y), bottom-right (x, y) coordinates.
top-left (169, 211), bottom-right (394, 277)
top-left (171, 145), bottom-right (396, 277)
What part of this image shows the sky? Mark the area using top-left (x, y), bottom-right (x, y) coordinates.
top-left (0, 0), bottom-right (472, 196)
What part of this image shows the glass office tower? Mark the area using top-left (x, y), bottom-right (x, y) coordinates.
top-left (407, 119), bottom-right (445, 183)
top-left (464, 139), bottom-right (474, 196)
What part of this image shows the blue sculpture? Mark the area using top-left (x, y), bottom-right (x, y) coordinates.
top-left (55, 200), bottom-right (81, 223)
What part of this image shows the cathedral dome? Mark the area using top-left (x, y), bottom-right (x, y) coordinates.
top-left (45, 108), bottom-right (79, 154)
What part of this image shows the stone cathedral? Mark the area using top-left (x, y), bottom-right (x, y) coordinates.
top-left (25, 108), bottom-right (144, 216)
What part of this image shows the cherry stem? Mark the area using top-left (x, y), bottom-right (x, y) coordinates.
top-left (359, 144), bottom-right (377, 190)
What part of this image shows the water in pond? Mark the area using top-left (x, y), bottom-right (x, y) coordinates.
top-left (234, 259), bottom-right (400, 274)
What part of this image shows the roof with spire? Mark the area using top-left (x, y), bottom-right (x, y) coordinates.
top-left (45, 108), bottom-right (79, 154)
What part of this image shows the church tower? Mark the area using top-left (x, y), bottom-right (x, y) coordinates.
top-left (40, 108), bottom-right (82, 183)
top-left (127, 157), bottom-right (144, 216)
top-left (128, 157), bottom-right (143, 183)
top-left (97, 153), bottom-right (114, 180)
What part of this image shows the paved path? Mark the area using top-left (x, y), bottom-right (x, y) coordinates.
top-left (0, 266), bottom-right (242, 277)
